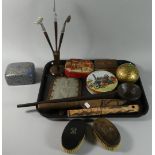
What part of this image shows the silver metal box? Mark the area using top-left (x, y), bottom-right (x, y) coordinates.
top-left (5, 62), bottom-right (35, 85)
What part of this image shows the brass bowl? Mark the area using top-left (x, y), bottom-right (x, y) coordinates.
top-left (116, 63), bottom-right (139, 83)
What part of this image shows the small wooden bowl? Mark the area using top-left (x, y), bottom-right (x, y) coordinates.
top-left (117, 83), bottom-right (142, 101)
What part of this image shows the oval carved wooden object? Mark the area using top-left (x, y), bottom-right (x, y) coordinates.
top-left (93, 118), bottom-right (121, 150)
top-left (61, 119), bottom-right (86, 153)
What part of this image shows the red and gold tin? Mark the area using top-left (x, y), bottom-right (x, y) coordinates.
top-left (65, 59), bottom-right (94, 78)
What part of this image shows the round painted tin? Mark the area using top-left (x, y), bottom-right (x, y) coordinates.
top-left (86, 71), bottom-right (118, 94)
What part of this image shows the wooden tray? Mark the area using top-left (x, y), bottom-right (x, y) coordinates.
top-left (37, 59), bottom-right (149, 119)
